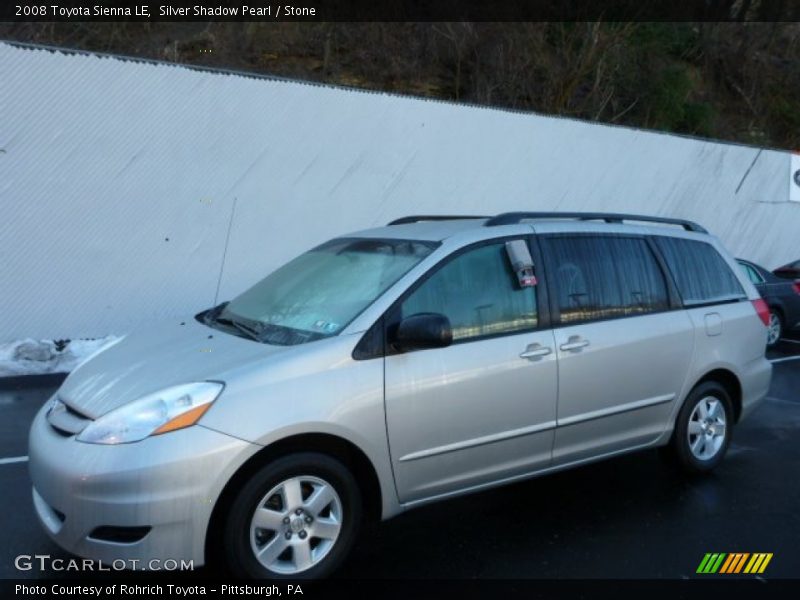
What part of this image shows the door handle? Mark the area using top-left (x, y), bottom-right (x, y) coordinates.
top-left (520, 344), bottom-right (552, 360)
top-left (560, 337), bottom-right (590, 352)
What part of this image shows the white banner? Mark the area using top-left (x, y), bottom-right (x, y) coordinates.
top-left (791, 153), bottom-right (800, 203)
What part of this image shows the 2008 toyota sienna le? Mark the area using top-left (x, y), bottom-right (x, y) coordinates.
top-left (29, 212), bottom-right (772, 579)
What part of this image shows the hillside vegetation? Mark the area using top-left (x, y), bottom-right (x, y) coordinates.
top-left (3, 22), bottom-right (799, 149)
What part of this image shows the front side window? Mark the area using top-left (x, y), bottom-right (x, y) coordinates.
top-left (219, 238), bottom-right (436, 345)
top-left (542, 236), bottom-right (670, 325)
top-left (654, 237), bottom-right (746, 306)
top-left (399, 241), bottom-right (538, 342)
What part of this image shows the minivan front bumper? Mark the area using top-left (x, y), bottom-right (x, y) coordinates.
top-left (28, 402), bottom-right (260, 569)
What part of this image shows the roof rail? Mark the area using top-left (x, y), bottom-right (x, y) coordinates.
top-left (387, 215), bottom-right (489, 226)
top-left (484, 212), bottom-right (708, 233)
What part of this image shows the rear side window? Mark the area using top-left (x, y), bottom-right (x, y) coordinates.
top-left (541, 236), bottom-right (669, 325)
top-left (654, 237), bottom-right (745, 306)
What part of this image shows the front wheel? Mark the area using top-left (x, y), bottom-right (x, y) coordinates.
top-left (223, 453), bottom-right (362, 579)
top-left (670, 382), bottom-right (733, 474)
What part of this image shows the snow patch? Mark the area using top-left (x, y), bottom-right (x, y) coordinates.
top-left (0, 336), bottom-right (121, 377)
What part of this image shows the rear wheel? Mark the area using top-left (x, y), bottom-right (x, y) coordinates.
top-left (767, 310), bottom-right (783, 348)
top-left (670, 382), bottom-right (733, 474)
top-left (223, 453), bottom-right (361, 579)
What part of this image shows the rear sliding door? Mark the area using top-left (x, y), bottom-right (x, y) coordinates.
top-left (539, 234), bottom-right (695, 464)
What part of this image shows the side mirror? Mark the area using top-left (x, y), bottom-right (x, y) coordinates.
top-left (392, 313), bottom-right (453, 352)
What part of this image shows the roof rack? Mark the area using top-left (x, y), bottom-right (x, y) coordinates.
top-left (484, 212), bottom-right (708, 233)
top-left (387, 215), bottom-right (489, 226)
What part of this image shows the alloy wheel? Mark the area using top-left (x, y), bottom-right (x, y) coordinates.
top-left (687, 396), bottom-right (727, 461)
top-left (249, 475), bottom-right (343, 575)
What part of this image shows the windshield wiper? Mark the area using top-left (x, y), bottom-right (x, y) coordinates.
top-left (200, 302), bottom-right (263, 342)
top-left (214, 316), bottom-right (262, 342)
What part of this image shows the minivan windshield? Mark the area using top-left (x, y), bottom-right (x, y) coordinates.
top-left (212, 238), bottom-right (437, 345)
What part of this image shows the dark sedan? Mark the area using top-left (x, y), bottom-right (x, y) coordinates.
top-left (738, 258), bottom-right (800, 347)
top-left (773, 259), bottom-right (800, 281)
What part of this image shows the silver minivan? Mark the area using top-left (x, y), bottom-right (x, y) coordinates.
top-left (29, 212), bottom-right (773, 578)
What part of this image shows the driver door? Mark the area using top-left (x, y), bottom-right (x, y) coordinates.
top-left (384, 238), bottom-right (558, 503)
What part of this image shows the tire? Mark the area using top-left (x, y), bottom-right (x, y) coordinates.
top-left (223, 452), bottom-right (362, 579)
top-left (767, 310), bottom-right (783, 348)
top-left (670, 381), bottom-right (733, 474)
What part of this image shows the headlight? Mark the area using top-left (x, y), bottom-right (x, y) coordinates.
top-left (76, 382), bottom-right (223, 445)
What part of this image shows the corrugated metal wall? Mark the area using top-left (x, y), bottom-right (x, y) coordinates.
top-left (1, 42), bottom-right (797, 342)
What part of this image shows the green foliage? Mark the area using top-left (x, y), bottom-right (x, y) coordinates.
top-left (630, 23), bottom-right (701, 61)
top-left (649, 66), bottom-right (693, 129)
top-left (682, 102), bottom-right (716, 137)
top-left (646, 65), bottom-right (715, 135)
top-left (766, 92), bottom-right (800, 149)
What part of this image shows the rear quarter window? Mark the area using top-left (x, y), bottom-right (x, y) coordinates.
top-left (654, 237), bottom-right (745, 306)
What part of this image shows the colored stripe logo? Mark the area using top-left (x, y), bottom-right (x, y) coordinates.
top-left (697, 553), bottom-right (773, 574)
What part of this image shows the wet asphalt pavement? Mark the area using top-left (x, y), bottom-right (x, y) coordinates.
top-left (1, 337), bottom-right (798, 580)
